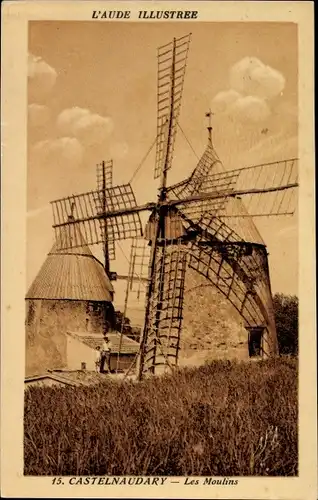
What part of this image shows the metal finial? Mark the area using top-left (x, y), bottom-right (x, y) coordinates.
top-left (205, 109), bottom-right (214, 128)
top-left (205, 109), bottom-right (214, 144)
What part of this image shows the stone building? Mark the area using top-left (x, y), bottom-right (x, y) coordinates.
top-left (65, 331), bottom-right (139, 372)
top-left (25, 223), bottom-right (115, 376)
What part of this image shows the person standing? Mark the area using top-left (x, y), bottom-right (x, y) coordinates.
top-left (100, 336), bottom-right (112, 373)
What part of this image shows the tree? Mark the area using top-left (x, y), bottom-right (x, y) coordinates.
top-left (114, 310), bottom-right (131, 334)
top-left (113, 311), bottom-right (142, 342)
top-left (273, 293), bottom-right (298, 356)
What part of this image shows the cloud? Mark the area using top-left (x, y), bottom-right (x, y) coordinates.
top-left (212, 89), bottom-right (242, 113)
top-left (211, 57), bottom-right (287, 125)
top-left (28, 53), bottom-right (57, 102)
top-left (229, 57), bottom-right (285, 99)
top-left (230, 95), bottom-right (271, 123)
top-left (28, 104), bottom-right (51, 128)
top-left (31, 137), bottom-right (84, 168)
top-left (212, 91), bottom-right (270, 123)
top-left (56, 107), bottom-right (90, 135)
top-left (57, 107), bottom-right (114, 146)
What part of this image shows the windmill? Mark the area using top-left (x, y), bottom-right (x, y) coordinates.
top-left (50, 33), bottom-right (298, 381)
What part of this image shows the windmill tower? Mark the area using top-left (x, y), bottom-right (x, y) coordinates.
top-left (25, 216), bottom-right (115, 376)
top-left (50, 33), bottom-right (298, 381)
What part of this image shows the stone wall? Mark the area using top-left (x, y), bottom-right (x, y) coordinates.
top-left (180, 270), bottom-right (250, 365)
top-left (25, 299), bottom-right (114, 376)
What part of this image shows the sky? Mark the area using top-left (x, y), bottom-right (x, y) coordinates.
top-left (27, 21), bottom-right (298, 305)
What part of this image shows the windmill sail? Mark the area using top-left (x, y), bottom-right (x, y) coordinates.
top-left (127, 237), bottom-right (150, 299)
top-left (138, 241), bottom-right (187, 377)
top-left (155, 33), bottom-right (191, 180)
top-left (177, 206), bottom-right (277, 351)
top-left (51, 184), bottom-right (143, 251)
top-left (188, 239), bottom-right (278, 356)
top-left (95, 160), bottom-right (116, 261)
top-left (168, 140), bottom-right (298, 218)
top-left (167, 140), bottom-right (224, 198)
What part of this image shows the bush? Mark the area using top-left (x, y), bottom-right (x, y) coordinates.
top-left (273, 294), bottom-right (298, 355)
top-left (24, 358), bottom-right (298, 476)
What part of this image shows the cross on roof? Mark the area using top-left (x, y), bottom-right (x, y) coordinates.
top-left (205, 109), bottom-right (214, 129)
top-left (205, 109), bottom-right (214, 144)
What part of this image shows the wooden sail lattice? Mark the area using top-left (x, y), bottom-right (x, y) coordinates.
top-left (167, 141), bottom-right (224, 198)
top-left (95, 160), bottom-right (116, 261)
top-left (50, 33), bottom-right (299, 379)
top-left (169, 148), bottom-right (298, 220)
top-left (139, 240), bottom-right (187, 374)
top-left (128, 237), bottom-right (150, 300)
top-left (184, 213), bottom-right (277, 354)
top-left (155, 33), bottom-right (191, 179)
top-left (51, 184), bottom-right (143, 250)
top-left (116, 237), bottom-right (150, 374)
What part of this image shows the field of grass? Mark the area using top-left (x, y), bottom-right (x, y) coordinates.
top-left (24, 357), bottom-right (298, 476)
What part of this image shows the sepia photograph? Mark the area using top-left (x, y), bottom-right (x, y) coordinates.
top-left (25, 20), bottom-right (299, 477)
top-left (1, 2), bottom-right (315, 499)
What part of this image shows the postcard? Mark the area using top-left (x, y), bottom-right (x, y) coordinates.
top-left (1, 1), bottom-right (316, 499)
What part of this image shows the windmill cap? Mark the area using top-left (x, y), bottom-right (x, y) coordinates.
top-left (26, 222), bottom-right (114, 301)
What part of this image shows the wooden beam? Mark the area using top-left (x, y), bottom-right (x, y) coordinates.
top-left (52, 183), bottom-right (298, 230)
top-left (166, 183), bottom-right (299, 208)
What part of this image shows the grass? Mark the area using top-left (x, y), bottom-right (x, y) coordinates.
top-left (24, 357), bottom-right (298, 476)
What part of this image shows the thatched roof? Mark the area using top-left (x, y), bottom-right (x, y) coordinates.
top-left (26, 223), bottom-right (113, 301)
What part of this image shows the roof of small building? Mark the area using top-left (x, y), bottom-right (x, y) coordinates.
top-left (26, 223), bottom-right (114, 301)
top-left (66, 331), bottom-right (140, 355)
top-left (49, 370), bottom-right (137, 384)
top-left (24, 373), bottom-right (82, 387)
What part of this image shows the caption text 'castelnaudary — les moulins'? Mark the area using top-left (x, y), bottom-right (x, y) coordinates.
top-left (54, 477), bottom-right (239, 486)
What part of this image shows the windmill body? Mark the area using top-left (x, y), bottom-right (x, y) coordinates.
top-left (50, 33), bottom-right (298, 381)
top-left (25, 221), bottom-right (115, 376)
top-left (138, 131), bottom-right (279, 377)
